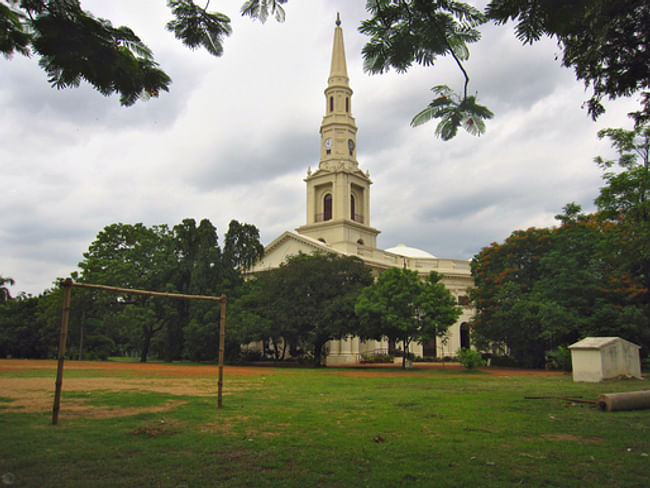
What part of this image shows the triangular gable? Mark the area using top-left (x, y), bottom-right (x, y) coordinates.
top-left (249, 231), bottom-right (347, 273)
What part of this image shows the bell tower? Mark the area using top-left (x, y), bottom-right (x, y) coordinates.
top-left (296, 14), bottom-right (380, 253)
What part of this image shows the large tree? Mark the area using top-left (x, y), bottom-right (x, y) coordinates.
top-left (76, 218), bottom-right (262, 362)
top-left (355, 268), bottom-right (461, 368)
top-left (232, 252), bottom-right (374, 366)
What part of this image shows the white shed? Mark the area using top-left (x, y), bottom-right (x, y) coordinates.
top-left (569, 337), bottom-right (642, 382)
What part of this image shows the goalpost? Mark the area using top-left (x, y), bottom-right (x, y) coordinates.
top-left (52, 278), bottom-right (227, 425)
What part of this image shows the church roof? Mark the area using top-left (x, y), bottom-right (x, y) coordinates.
top-left (384, 244), bottom-right (437, 259)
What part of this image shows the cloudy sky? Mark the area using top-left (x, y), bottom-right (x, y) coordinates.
top-left (0, 0), bottom-right (640, 296)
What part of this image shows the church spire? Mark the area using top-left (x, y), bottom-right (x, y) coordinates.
top-left (328, 13), bottom-right (349, 88)
top-left (319, 14), bottom-right (357, 168)
top-left (297, 14), bottom-right (380, 252)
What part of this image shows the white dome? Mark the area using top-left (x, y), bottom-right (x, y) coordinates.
top-left (384, 244), bottom-right (436, 259)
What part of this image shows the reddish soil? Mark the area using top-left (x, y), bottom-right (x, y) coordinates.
top-left (0, 358), bottom-right (565, 377)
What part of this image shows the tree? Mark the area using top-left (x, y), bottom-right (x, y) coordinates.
top-left (594, 120), bottom-right (650, 334)
top-left (232, 252), bottom-right (373, 366)
top-left (359, 0), bottom-right (493, 140)
top-left (355, 268), bottom-right (461, 368)
top-left (487, 0), bottom-right (650, 127)
top-left (78, 222), bottom-right (177, 362)
top-left (0, 0), bottom-right (257, 105)
top-left (0, 275), bottom-right (15, 304)
top-left (76, 218), bottom-right (262, 362)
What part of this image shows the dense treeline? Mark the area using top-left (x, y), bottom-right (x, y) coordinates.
top-left (0, 218), bottom-right (264, 362)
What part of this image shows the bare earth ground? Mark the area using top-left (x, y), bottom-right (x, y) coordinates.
top-left (0, 360), bottom-right (564, 418)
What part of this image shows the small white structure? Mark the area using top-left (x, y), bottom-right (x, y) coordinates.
top-left (569, 337), bottom-right (642, 382)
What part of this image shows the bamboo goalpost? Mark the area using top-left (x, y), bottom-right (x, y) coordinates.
top-left (52, 278), bottom-right (227, 425)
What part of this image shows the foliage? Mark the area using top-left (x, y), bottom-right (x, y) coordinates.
top-left (0, 0), bottom-right (262, 105)
top-left (355, 268), bottom-right (461, 368)
top-left (360, 0), bottom-right (490, 139)
top-left (487, 0), bottom-right (650, 126)
top-left (471, 207), bottom-right (649, 368)
top-left (359, 352), bottom-right (393, 363)
top-left (457, 347), bottom-right (485, 369)
top-left (0, 294), bottom-right (52, 358)
top-left (411, 84), bottom-right (493, 141)
top-left (1, 216), bottom-right (262, 361)
top-left (1, 0), bottom-right (172, 105)
top-left (231, 252), bottom-right (373, 366)
top-left (0, 275), bottom-right (15, 304)
top-left (166, 0), bottom-right (232, 57)
top-left (545, 345), bottom-right (572, 372)
top-left (4, 1), bottom-right (647, 136)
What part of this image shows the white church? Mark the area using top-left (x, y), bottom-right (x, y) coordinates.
top-left (248, 16), bottom-right (474, 365)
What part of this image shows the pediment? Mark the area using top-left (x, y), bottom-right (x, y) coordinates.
top-left (248, 231), bottom-right (344, 273)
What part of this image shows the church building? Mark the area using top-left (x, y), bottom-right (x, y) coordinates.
top-left (248, 16), bottom-right (474, 365)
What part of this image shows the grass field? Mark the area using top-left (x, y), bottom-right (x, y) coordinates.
top-left (0, 360), bottom-right (648, 487)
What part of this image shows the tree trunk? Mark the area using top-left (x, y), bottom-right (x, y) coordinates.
top-left (313, 341), bottom-right (324, 367)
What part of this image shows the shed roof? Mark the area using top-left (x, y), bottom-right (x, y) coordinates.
top-left (569, 337), bottom-right (640, 350)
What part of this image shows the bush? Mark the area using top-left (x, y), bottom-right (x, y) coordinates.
top-left (360, 352), bottom-right (393, 363)
top-left (457, 348), bottom-right (486, 369)
top-left (545, 346), bottom-right (572, 371)
top-left (490, 355), bottom-right (520, 368)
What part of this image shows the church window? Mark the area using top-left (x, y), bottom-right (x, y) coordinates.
top-left (329, 96), bottom-right (334, 112)
top-left (345, 97), bottom-right (349, 113)
top-left (350, 195), bottom-right (355, 220)
top-left (460, 323), bottom-right (470, 349)
top-left (323, 194), bottom-right (332, 221)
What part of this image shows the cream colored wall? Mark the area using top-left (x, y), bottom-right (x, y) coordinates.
top-left (571, 349), bottom-right (603, 382)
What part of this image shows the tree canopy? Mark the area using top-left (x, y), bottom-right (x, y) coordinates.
top-left (231, 252), bottom-right (373, 366)
top-left (355, 268), bottom-right (461, 368)
top-left (67, 217), bottom-right (261, 362)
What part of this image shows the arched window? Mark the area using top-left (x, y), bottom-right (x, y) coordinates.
top-left (329, 96), bottom-right (334, 113)
top-left (323, 194), bottom-right (332, 221)
top-left (345, 97), bottom-right (349, 113)
top-left (350, 195), bottom-right (355, 220)
top-left (460, 323), bottom-right (470, 349)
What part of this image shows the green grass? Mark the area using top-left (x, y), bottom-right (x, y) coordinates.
top-left (1, 363), bottom-right (648, 487)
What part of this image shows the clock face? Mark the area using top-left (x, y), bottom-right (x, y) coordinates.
top-left (324, 138), bottom-right (332, 149)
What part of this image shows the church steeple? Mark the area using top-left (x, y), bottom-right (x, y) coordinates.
top-left (297, 14), bottom-right (380, 253)
top-left (320, 13), bottom-right (358, 168)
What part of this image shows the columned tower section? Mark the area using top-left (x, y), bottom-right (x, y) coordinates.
top-left (297, 14), bottom-right (380, 253)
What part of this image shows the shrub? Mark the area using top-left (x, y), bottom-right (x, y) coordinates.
top-left (545, 346), bottom-right (572, 371)
top-left (457, 348), bottom-right (486, 369)
top-left (360, 352), bottom-right (393, 363)
top-left (490, 355), bottom-right (520, 368)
